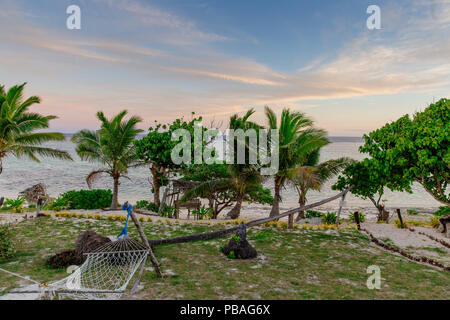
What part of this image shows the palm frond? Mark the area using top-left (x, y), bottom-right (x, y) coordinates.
top-left (12, 145), bottom-right (72, 162)
top-left (14, 132), bottom-right (66, 145)
top-left (86, 170), bottom-right (109, 189)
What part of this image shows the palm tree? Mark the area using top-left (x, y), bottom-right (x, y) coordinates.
top-left (71, 110), bottom-right (143, 209)
top-left (0, 83), bottom-right (72, 174)
top-left (224, 108), bottom-right (265, 219)
top-left (289, 149), bottom-right (353, 221)
top-left (181, 162), bottom-right (264, 219)
top-left (265, 106), bottom-right (329, 227)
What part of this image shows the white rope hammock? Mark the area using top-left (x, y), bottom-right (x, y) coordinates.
top-left (10, 238), bottom-right (149, 300)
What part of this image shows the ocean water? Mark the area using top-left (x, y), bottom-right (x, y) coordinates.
top-left (0, 137), bottom-right (443, 212)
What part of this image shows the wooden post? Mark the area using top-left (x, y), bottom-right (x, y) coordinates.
top-left (354, 211), bottom-right (361, 230)
top-left (336, 193), bottom-right (347, 225)
top-left (396, 209), bottom-right (405, 229)
top-left (129, 210), bottom-right (163, 278)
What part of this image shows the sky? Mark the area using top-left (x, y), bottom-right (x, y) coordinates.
top-left (1, 0), bottom-right (449, 136)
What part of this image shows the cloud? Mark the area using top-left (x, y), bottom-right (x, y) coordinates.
top-left (94, 0), bottom-right (228, 44)
top-left (1, 0), bottom-right (449, 135)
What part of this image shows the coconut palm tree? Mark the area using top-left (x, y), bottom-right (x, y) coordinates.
top-left (265, 106), bottom-right (329, 227)
top-left (181, 162), bottom-right (266, 219)
top-left (0, 83), bottom-right (72, 174)
top-left (225, 108), bottom-right (264, 219)
top-left (71, 110), bottom-right (143, 209)
top-left (289, 149), bottom-right (353, 221)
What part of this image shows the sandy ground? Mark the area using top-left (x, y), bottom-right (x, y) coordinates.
top-left (361, 222), bottom-right (450, 267)
top-left (362, 223), bottom-right (448, 248)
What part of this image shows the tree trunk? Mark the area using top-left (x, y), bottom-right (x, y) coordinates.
top-left (415, 178), bottom-right (449, 206)
top-left (295, 198), bottom-right (306, 222)
top-left (111, 176), bottom-right (119, 209)
top-left (377, 205), bottom-right (389, 222)
top-left (151, 167), bottom-right (161, 207)
top-left (288, 211), bottom-right (294, 229)
top-left (369, 197), bottom-right (389, 222)
top-left (227, 194), bottom-right (243, 219)
top-left (269, 179), bottom-right (281, 218)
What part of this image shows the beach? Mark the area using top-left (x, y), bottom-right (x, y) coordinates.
top-left (1, 137), bottom-right (443, 221)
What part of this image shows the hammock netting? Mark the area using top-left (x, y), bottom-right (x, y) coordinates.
top-left (44, 238), bottom-right (149, 300)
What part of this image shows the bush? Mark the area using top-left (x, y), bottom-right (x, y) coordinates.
top-left (349, 212), bottom-right (366, 223)
top-left (394, 219), bottom-right (406, 228)
top-left (2, 197), bottom-right (26, 213)
top-left (321, 212), bottom-right (337, 225)
top-left (434, 206), bottom-right (450, 217)
top-left (135, 200), bottom-right (159, 212)
top-left (192, 206), bottom-right (213, 220)
top-left (0, 224), bottom-right (15, 259)
top-left (160, 205), bottom-right (176, 218)
top-left (47, 189), bottom-right (112, 210)
top-left (406, 209), bottom-right (419, 215)
top-left (305, 210), bottom-right (323, 219)
top-left (429, 216), bottom-right (440, 229)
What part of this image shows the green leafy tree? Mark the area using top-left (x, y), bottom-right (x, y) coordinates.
top-left (134, 114), bottom-right (209, 208)
top-left (0, 83), bottom-right (72, 173)
top-left (290, 150), bottom-right (352, 221)
top-left (333, 158), bottom-right (403, 221)
top-left (71, 110), bottom-right (143, 209)
top-left (361, 98), bottom-right (449, 205)
top-left (181, 163), bottom-right (234, 218)
top-left (265, 106), bottom-right (329, 227)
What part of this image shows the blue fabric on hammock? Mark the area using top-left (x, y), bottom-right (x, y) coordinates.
top-left (117, 203), bottom-right (133, 240)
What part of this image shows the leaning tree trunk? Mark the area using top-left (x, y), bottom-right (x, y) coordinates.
top-left (151, 167), bottom-right (161, 208)
top-left (227, 194), bottom-right (243, 219)
top-left (269, 180), bottom-right (281, 218)
top-left (111, 176), bottom-right (119, 209)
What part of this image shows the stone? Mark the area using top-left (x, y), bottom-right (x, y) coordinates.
top-left (222, 226), bottom-right (257, 259)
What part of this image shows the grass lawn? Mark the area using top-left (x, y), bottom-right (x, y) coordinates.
top-left (0, 216), bottom-right (449, 299)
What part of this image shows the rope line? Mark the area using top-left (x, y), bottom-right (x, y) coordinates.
top-left (0, 267), bottom-right (41, 285)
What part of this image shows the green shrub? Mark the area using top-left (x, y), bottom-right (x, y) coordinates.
top-left (160, 205), bottom-right (176, 217)
top-left (231, 234), bottom-right (240, 242)
top-left (0, 224), bottom-right (15, 259)
top-left (136, 200), bottom-right (159, 212)
top-left (349, 212), bottom-right (366, 223)
top-left (2, 197), bottom-right (26, 213)
top-left (227, 251), bottom-right (236, 259)
top-left (47, 189), bottom-right (112, 210)
top-left (429, 216), bottom-right (440, 229)
top-left (305, 210), bottom-right (323, 219)
top-left (394, 219), bottom-right (406, 229)
top-left (434, 206), bottom-right (450, 217)
top-left (406, 209), bottom-right (419, 215)
top-left (192, 206), bottom-right (213, 220)
top-left (321, 212), bottom-right (337, 225)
